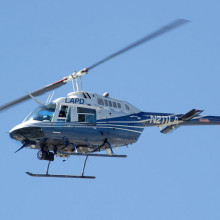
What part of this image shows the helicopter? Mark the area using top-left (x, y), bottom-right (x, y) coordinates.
top-left (2, 19), bottom-right (220, 179)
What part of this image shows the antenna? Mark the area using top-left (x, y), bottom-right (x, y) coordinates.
top-left (48, 91), bottom-right (54, 103)
top-left (46, 93), bottom-right (51, 104)
top-left (46, 91), bottom-right (55, 104)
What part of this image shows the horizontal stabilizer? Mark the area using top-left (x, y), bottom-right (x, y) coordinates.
top-left (161, 109), bottom-right (203, 134)
top-left (160, 125), bottom-right (179, 134)
top-left (179, 109), bottom-right (203, 121)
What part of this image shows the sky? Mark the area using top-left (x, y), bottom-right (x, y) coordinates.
top-left (1, 0), bottom-right (220, 219)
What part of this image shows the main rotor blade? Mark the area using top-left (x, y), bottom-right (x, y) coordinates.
top-left (87, 19), bottom-right (189, 70)
top-left (0, 78), bottom-right (67, 112)
top-left (0, 19), bottom-right (189, 112)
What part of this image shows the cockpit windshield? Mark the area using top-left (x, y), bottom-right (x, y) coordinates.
top-left (24, 103), bottom-right (56, 122)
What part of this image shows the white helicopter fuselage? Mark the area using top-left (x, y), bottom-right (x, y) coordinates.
top-left (10, 91), bottom-right (144, 153)
top-left (10, 90), bottom-right (220, 155)
top-left (5, 19), bottom-right (216, 178)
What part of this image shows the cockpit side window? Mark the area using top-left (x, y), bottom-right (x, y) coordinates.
top-left (57, 105), bottom-right (70, 122)
top-left (58, 106), bottom-right (68, 118)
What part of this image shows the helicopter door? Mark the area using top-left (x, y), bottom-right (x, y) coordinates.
top-left (53, 105), bottom-right (71, 133)
top-left (77, 107), bottom-right (96, 125)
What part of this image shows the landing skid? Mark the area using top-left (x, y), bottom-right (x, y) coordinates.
top-left (26, 141), bottom-right (127, 179)
top-left (58, 151), bottom-right (127, 158)
top-left (26, 156), bottom-right (95, 179)
top-left (26, 172), bottom-right (95, 179)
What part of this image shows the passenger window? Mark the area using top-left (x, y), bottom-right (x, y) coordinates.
top-left (117, 103), bottom-right (121, 108)
top-left (58, 105), bottom-right (69, 122)
top-left (113, 102), bottom-right (117, 108)
top-left (125, 104), bottom-right (130, 110)
top-left (77, 107), bottom-right (96, 124)
top-left (104, 100), bottom-right (108, 106)
top-left (83, 93), bottom-right (87, 99)
top-left (87, 93), bottom-right (91, 99)
top-left (97, 98), bottom-right (104, 105)
top-left (108, 101), bottom-right (112, 107)
top-left (78, 114), bottom-right (85, 122)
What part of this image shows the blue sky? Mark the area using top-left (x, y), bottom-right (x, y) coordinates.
top-left (1, 0), bottom-right (220, 219)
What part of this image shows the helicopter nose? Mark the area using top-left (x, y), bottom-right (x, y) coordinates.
top-left (9, 124), bottom-right (44, 141)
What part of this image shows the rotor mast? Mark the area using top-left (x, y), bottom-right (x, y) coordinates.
top-left (64, 68), bottom-right (88, 92)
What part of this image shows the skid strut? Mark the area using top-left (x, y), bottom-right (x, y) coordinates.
top-left (26, 142), bottom-right (127, 179)
top-left (81, 156), bottom-right (89, 176)
top-left (26, 155), bottom-right (95, 179)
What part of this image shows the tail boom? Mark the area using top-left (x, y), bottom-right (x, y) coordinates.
top-left (136, 109), bottom-right (220, 134)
